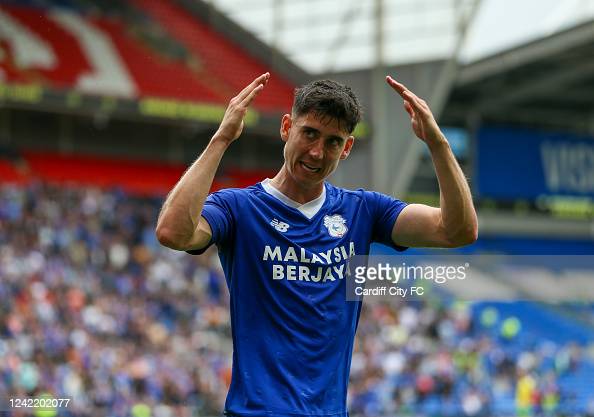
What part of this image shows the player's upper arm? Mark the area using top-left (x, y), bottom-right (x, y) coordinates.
top-left (180, 189), bottom-right (237, 253)
top-left (185, 215), bottom-right (214, 251)
top-left (391, 204), bottom-right (455, 248)
top-left (157, 215), bottom-right (213, 252)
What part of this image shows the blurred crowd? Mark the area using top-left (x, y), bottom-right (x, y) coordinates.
top-left (1, 182), bottom-right (593, 417)
top-left (1, 182), bottom-right (230, 417)
top-left (349, 301), bottom-right (592, 416)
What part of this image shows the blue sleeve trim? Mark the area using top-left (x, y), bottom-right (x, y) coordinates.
top-left (364, 190), bottom-right (409, 252)
top-left (384, 202), bottom-right (408, 252)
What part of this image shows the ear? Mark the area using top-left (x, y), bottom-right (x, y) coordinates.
top-left (280, 114), bottom-right (292, 142)
top-left (340, 136), bottom-right (355, 160)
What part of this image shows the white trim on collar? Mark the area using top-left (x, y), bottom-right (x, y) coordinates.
top-left (261, 178), bottom-right (326, 220)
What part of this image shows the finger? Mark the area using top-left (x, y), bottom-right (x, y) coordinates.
top-left (388, 77), bottom-right (425, 112)
top-left (403, 100), bottom-right (414, 118)
top-left (386, 75), bottom-right (407, 97)
top-left (402, 90), bottom-right (426, 113)
top-left (403, 89), bottom-right (431, 113)
top-left (387, 75), bottom-right (429, 108)
top-left (241, 83), bottom-right (264, 106)
top-left (237, 73), bottom-right (270, 101)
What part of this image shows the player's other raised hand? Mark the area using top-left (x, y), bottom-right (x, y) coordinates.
top-left (386, 75), bottom-right (446, 147)
top-left (214, 73), bottom-right (270, 145)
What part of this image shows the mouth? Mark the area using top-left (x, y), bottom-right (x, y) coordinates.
top-left (300, 161), bottom-right (321, 173)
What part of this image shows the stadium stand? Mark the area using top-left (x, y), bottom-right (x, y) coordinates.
top-left (0, 150), bottom-right (277, 194)
top-left (0, 0), bottom-right (295, 110)
top-left (0, 182), bottom-right (233, 416)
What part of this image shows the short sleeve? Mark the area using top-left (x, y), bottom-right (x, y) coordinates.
top-left (364, 191), bottom-right (408, 251)
top-left (186, 189), bottom-right (236, 255)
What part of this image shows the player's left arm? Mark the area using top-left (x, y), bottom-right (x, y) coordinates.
top-left (386, 76), bottom-right (478, 248)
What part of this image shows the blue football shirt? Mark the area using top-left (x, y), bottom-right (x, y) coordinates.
top-left (192, 181), bottom-right (407, 417)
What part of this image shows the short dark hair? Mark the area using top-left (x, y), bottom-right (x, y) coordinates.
top-left (292, 79), bottom-right (362, 134)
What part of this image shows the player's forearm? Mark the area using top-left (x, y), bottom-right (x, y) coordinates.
top-left (428, 136), bottom-right (478, 246)
top-left (156, 137), bottom-right (229, 248)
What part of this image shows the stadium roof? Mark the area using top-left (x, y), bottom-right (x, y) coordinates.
top-left (443, 18), bottom-right (594, 133)
top-left (206, 0), bottom-right (594, 74)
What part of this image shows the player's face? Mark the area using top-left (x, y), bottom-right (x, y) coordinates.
top-left (280, 112), bottom-right (354, 186)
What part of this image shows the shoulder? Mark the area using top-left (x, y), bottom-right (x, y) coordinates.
top-left (208, 183), bottom-right (266, 203)
top-left (325, 183), bottom-right (385, 205)
top-left (325, 182), bottom-right (367, 202)
top-left (326, 184), bottom-right (408, 222)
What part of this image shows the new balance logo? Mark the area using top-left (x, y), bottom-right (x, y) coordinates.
top-left (270, 219), bottom-right (290, 233)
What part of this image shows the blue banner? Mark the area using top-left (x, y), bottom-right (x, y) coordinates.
top-left (476, 127), bottom-right (594, 199)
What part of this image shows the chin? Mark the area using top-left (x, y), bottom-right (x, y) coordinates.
top-left (294, 173), bottom-right (324, 188)
top-left (306, 177), bottom-right (327, 188)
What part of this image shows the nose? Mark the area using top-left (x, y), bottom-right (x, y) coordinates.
top-left (308, 140), bottom-right (324, 160)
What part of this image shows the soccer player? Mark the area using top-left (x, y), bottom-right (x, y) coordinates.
top-left (156, 73), bottom-right (477, 416)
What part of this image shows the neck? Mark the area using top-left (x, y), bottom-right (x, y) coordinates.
top-left (269, 165), bottom-right (324, 204)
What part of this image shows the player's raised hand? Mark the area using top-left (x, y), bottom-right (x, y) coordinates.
top-left (386, 75), bottom-right (446, 147)
top-left (214, 73), bottom-right (270, 144)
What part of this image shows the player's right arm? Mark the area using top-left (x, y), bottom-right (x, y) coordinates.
top-left (156, 73), bottom-right (270, 251)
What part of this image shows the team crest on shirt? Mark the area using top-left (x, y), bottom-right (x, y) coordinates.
top-left (323, 214), bottom-right (348, 238)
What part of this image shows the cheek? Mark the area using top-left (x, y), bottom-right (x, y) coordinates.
top-left (283, 141), bottom-right (300, 167)
top-left (327, 152), bottom-right (344, 170)
top-left (286, 138), bottom-right (304, 157)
